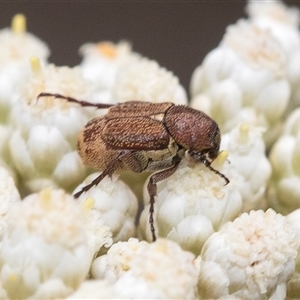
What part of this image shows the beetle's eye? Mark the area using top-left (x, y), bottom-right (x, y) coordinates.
top-left (207, 148), bottom-right (219, 161)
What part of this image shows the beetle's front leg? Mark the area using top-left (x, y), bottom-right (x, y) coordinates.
top-left (147, 158), bottom-right (181, 242)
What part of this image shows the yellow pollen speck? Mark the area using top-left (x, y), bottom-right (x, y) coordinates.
top-left (238, 123), bottom-right (250, 143)
top-left (11, 14), bottom-right (26, 34)
top-left (82, 197), bottom-right (95, 213)
top-left (30, 56), bottom-right (43, 79)
top-left (213, 150), bottom-right (229, 169)
top-left (40, 188), bottom-right (52, 210)
top-left (97, 42), bottom-right (118, 59)
top-left (8, 273), bottom-right (18, 282)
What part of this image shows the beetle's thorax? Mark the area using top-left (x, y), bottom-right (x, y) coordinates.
top-left (164, 105), bottom-right (221, 160)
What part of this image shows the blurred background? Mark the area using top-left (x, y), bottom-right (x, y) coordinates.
top-left (0, 1), bottom-right (299, 96)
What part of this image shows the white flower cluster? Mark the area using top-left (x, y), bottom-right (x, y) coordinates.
top-left (0, 1), bottom-right (300, 298)
top-left (191, 18), bottom-right (290, 148)
top-left (198, 209), bottom-right (299, 299)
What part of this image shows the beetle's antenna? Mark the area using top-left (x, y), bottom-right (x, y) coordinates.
top-left (202, 157), bottom-right (230, 185)
top-left (37, 92), bottom-right (114, 109)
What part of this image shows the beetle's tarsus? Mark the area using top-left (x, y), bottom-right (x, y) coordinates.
top-left (201, 157), bottom-right (230, 186)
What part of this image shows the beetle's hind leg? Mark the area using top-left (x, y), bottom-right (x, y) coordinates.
top-left (37, 92), bottom-right (113, 109)
top-left (73, 151), bottom-right (132, 198)
top-left (147, 159), bottom-right (181, 242)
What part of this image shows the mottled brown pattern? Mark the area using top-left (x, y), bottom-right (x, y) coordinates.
top-left (107, 101), bottom-right (174, 118)
top-left (102, 117), bottom-right (170, 150)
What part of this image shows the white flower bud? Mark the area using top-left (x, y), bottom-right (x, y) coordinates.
top-left (75, 173), bottom-right (138, 243)
top-left (268, 108), bottom-right (300, 214)
top-left (139, 154), bottom-right (242, 255)
top-left (221, 123), bottom-right (271, 211)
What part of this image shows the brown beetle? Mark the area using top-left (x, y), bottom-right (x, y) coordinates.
top-left (38, 93), bottom-right (229, 241)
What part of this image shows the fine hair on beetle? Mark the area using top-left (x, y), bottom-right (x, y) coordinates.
top-left (37, 92), bottom-right (229, 241)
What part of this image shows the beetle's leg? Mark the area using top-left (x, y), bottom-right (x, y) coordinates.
top-left (147, 158), bottom-right (181, 242)
top-left (201, 157), bottom-right (230, 185)
top-left (37, 92), bottom-right (113, 109)
top-left (74, 151), bottom-right (131, 198)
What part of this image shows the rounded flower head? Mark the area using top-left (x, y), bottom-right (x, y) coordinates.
top-left (79, 40), bottom-right (140, 103)
top-left (113, 57), bottom-right (188, 105)
top-left (0, 188), bottom-right (91, 299)
top-left (91, 238), bottom-right (148, 282)
top-left (139, 153), bottom-right (242, 255)
top-left (221, 123), bottom-right (271, 211)
top-left (75, 173), bottom-right (138, 243)
top-left (190, 19), bottom-right (290, 148)
top-left (8, 63), bottom-right (97, 195)
top-left (112, 239), bottom-right (198, 299)
top-left (246, 0), bottom-right (300, 114)
top-left (268, 108), bottom-right (300, 214)
top-left (198, 209), bottom-right (299, 300)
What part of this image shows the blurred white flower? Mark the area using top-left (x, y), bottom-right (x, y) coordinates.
top-left (0, 188), bottom-right (91, 299)
top-left (190, 19), bottom-right (290, 148)
top-left (0, 125), bottom-right (15, 181)
top-left (221, 123), bottom-right (271, 211)
top-left (0, 165), bottom-right (20, 217)
top-left (198, 209), bottom-right (299, 300)
top-left (139, 153), bottom-right (242, 255)
top-left (79, 40), bottom-right (140, 103)
top-left (113, 57), bottom-right (188, 105)
top-left (75, 173), bottom-right (138, 243)
top-left (246, 0), bottom-right (300, 114)
top-left (67, 279), bottom-right (114, 299)
top-left (0, 14), bottom-right (49, 124)
top-left (267, 108), bottom-right (300, 214)
top-left (8, 62), bottom-right (98, 195)
top-left (0, 165), bottom-right (20, 245)
top-left (91, 238), bottom-right (148, 281)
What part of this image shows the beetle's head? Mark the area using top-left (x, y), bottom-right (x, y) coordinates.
top-left (187, 121), bottom-right (221, 164)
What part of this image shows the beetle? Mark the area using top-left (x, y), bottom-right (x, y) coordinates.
top-left (38, 92), bottom-right (229, 241)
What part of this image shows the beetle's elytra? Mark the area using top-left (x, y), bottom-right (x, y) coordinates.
top-left (38, 93), bottom-right (229, 241)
